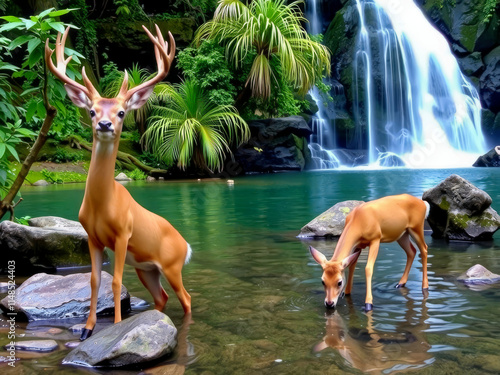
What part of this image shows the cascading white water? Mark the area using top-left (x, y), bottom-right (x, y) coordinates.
top-left (305, 0), bottom-right (343, 169)
top-left (353, 0), bottom-right (486, 168)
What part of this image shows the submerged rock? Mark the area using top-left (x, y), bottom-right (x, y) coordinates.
top-left (0, 272), bottom-right (130, 321)
top-left (63, 310), bottom-right (177, 367)
top-left (423, 174), bottom-right (500, 241)
top-left (298, 200), bottom-right (365, 238)
top-left (0, 218), bottom-right (97, 274)
top-left (457, 264), bottom-right (500, 284)
top-left (473, 146), bottom-right (500, 167)
top-left (10, 340), bottom-right (58, 352)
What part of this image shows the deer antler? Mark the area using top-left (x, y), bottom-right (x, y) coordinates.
top-left (45, 27), bottom-right (99, 100)
top-left (118, 24), bottom-right (176, 101)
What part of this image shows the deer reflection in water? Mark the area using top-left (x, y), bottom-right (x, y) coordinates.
top-left (314, 292), bottom-right (434, 374)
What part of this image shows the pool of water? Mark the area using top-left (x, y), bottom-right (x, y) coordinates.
top-left (2, 168), bottom-right (500, 374)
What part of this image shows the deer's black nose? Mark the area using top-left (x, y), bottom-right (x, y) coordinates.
top-left (325, 301), bottom-right (335, 309)
top-left (97, 121), bottom-right (113, 132)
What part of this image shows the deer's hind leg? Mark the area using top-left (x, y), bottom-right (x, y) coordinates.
top-left (395, 232), bottom-right (417, 288)
top-left (136, 267), bottom-right (169, 311)
top-left (408, 225), bottom-right (429, 290)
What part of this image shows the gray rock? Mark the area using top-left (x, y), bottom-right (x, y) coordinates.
top-left (130, 296), bottom-right (149, 310)
top-left (422, 174), bottom-right (500, 241)
top-left (457, 264), bottom-right (500, 284)
top-left (63, 310), bottom-right (177, 367)
top-left (457, 52), bottom-right (484, 76)
top-left (10, 340), bottom-right (58, 352)
top-left (480, 57), bottom-right (500, 112)
top-left (69, 323), bottom-right (86, 334)
top-left (0, 220), bottom-right (95, 274)
top-left (115, 172), bottom-right (132, 181)
top-left (235, 116), bottom-right (312, 173)
top-left (65, 341), bottom-right (81, 349)
top-left (298, 200), bottom-right (365, 238)
top-left (473, 146), bottom-right (500, 167)
top-left (146, 176), bottom-right (156, 182)
top-left (28, 216), bottom-right (82, 228)
top-left (0, 272), bottom-right (130, 321)
top-left (484, 46), bottom-right (500, 66)
top-left (33, 179), bottom-right (50, 186)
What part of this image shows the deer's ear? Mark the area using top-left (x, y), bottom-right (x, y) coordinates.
top-left (341, 251), bottom-right (361, 270)
top-left (126, 86), bottom-right (155, 110)
top-left (310, 246), bottom-right (327, 265)
top-left (64, 84), bottom-right (92, 109)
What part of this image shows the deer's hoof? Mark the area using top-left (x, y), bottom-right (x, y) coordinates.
top-left (80, 328), bottom-right (93, 341)
top-left (364, 303), bottom-right (373, 311)
top-left (395, 283), bottom-right (406, 288)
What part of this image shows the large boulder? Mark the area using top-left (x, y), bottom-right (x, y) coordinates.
top-left (63, 310), bottom-right (177, 367)
top-left (422, 174), bottom-right (500, 241)
top-left (473, 146), bottom-right (500, 167)
top-left (234, 116), bottom-right (313, 173)
top-left (298, 200), bottom-right (365, 238)
top-left (0, 272), bottom-right (130, 321)
top-left (457, 264), bottom-right (500, 284)
top-left (0, 217), bottom-right (99, 274)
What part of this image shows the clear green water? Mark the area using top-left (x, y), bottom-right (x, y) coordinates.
top-left (2, 168), bottom-right (500, 374)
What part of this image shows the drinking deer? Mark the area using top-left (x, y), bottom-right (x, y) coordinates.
top-left (45, 25), bottom-right (191, 340)
top-left (309, 194), bottom-right (429, 311)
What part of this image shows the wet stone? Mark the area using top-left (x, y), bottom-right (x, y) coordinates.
top-left (11, 340), bottom-right (58, 352)
top-left (130, 296), bottom-right (149, 309)
top-left (69, 323), bottom-right (86, 334)
top-left (65, 341), bottom-right (80, 349)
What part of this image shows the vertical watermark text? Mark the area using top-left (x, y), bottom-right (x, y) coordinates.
top-left (6, 260), bottom-right (16, 367)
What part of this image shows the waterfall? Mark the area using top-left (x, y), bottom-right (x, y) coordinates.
top-left (353, 0), bottom-right (486, 168)
top-left (305, 0), bottom-right (344, 169)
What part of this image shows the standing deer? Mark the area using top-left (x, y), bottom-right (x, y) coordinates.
top-left (309, 194), bottom-right (429, 311)
top-left (45, 25), bottom-right (191, 340)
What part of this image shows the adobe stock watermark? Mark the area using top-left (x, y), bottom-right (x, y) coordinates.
top-left (5, 260), bottom-right (17, 368)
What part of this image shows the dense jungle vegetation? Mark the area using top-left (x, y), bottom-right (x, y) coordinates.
top-left (0, 0), bottom-right (331, 219)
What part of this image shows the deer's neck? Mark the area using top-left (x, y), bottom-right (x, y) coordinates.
top-left (84, 137), bottom-right (120, 203)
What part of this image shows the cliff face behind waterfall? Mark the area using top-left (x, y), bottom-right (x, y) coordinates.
top-left (321, 0), bottom-right (500, 147)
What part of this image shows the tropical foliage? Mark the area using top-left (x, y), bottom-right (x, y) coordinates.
top-left (144, 79), bottom-right (250, 172)
top-left (0, 8), bottom-right (81, 218)
top-left (194, 0), bottom-right (331, 100)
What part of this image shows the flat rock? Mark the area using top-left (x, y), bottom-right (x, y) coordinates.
top-left (0, 218), bottom-right (97, 274)
top-left (0, 272), bottom-right (130, 321)
top-left (28, 216), bottom-right (82, 228)
top-left (10, 340), bottom-right (58, 352)
top-left (473, 146), bottom-right (500, 167)
top-left (298, 200), bottom-right (365, 238)
top-left (457, 264), bottom-right (500, 284)
top-left (422, 174), bottom-right (500, 241)
top-left (63, 310), bottom-right (177, 367)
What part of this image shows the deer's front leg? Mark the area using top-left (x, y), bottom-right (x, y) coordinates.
top-left (81, 238), bottom-right (103, 341)
top-left (112, 235), bottom-right (129, 324)
top-left (364, 239), bottom-right (380, 311)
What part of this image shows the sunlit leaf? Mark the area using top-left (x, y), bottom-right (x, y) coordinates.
top-left (8, 35), bottom-right (31, 49)
top-left (48, 9), bottom-right (76, 18)
top-left (47, 20), bottom-right (65, 33)
top-left (38, 8), bottom-right (55, 19)
top-left (0, 16), bottom-right (21, 23)
top-left (0, 22), bottom-right (24, 32)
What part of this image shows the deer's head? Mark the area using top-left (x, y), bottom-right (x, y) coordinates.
top-left (309, 246), bottom-right (360, 309)
top-left (45, 25), bottom-right (175, 147)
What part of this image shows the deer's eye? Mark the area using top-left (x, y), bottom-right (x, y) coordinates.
top-left (117, 110), bottom-right (125, 119)
top-left (89, 110), bottom-right (96, 118)
top-left (338, 280), bottom-right (343, 287)
top-left (321, 280), bottom-right (325, 286)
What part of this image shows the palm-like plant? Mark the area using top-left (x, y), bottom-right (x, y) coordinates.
top-left (143, 79), bottom-right (250, 172)
top-left (194, 0), bottom-right (331, 100)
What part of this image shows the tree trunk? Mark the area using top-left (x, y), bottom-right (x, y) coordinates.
top-left (0, 106), bottom-right (57, 220)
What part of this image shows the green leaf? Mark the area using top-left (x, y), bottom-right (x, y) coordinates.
top-left (21, 87), bottom-right (40, 97)
top-left (48, 9), bottom-right (76, 18)
top-left (5, 144), bottom-right (19, 162)
top-left (47, 20), bottom-right (66, 33)
top-left (27, 38), bottom-right (41, 55)
top-left (16, 128), bottom-right (37, 138)
top-left (0, 143), bottom-right (5, 159)
top-left (38, 8), bottom-right (55, 19)
top-left (26, 100), bottom-right (38, 122)
top-left (0, 63), bottom-right (18, 71)
top-left (27, 46), bottom-right (43, 68)
top-left (0, 22), bottom-right (24, 32)
top-left (0, 169), bottom-right (6, 184)
top-left (0, 16), bottom-right (21, 23)
top-left (9, 35), bottom-right (31, 49)
top-left (36, 100), bottom-right (47, 118)
top-left (23, 19), bottom-right (37, 30)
